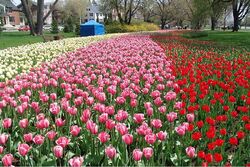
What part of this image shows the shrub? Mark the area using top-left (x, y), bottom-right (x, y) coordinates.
top-left (75, 22), bottom-right (80, 36)
top-left (106, 22), bottom-right (159, 33)
top-left (51, 19), bottom-right (59, 34)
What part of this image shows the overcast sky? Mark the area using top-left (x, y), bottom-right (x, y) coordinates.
top-left (12, 0), bottom-right (54, 5)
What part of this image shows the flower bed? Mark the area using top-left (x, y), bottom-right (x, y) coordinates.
top-left (152, 33), bottom-right (250, 166)
top-left (0, 35), bottom-right (182, 166)
top-left (0, 34), bottom-right (119, 81)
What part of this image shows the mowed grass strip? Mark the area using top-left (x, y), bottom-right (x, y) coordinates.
top-left (0, 31), bottom-right (76, 50)
top-left (184, 30), bottom-right (250, 51)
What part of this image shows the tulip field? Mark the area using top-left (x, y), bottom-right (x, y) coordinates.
top-left (0, 31), bottom-right (249, 166)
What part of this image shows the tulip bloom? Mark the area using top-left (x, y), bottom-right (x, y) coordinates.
top-left (2, 154), bottom-right (13, 167)
top-left (185, 146), bottom-right (196, 158)
top-left (53, 145), bottom-right (63, 158)
top-left (56, 137), bottom-right (70, 148)
top-left (105, 146), bottom-right (116, 159)
top-left (68, 156), bottom-right (84, 167)
top-left (18, 143), bottom-right (31, 156)
top-left (143, 147), bottom-right (153, 160)
top-left (122, 134), bottom-right (133, 145)
top-left (133, 149), bottom-right (143, 161)
top-left (33, 135), bottom-right (45, 145)
top-left (98, 131), bottom-right (110, 143)
top-left (70, 125), bottom-right (81, 137)
top-left (19, 119), bottom-right (29, 128)
top-left (2, 118), bottom-right (12, 129)
top-left (0, 134), bottom-right (9, 145)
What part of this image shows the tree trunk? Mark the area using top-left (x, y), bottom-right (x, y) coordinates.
top-left (21, 0), bottom-right (36, 36)
top-left (211, 16), bottom-right (216, 31)
top-left (233, 15), bottom-right (239, 31)
top-left (36, 0), bottom-right (44, 35)
top-left (161, 18), bottom-right (165, 30)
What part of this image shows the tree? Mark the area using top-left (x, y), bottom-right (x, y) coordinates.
top-left (51, 19), bottom-right (59, 34)
top-left (63, 0), bottom-right (88, 23)
top-left (156, 0), bottom-right (173, 29)
top-left (140, 0), bottom-right (156, 22)
top-left (209, 0), bottom-right (230, 30)
top-left (21, 0), bottom-right (59, 36)
top-left (102, 0), bottom-right (141, 25)
top-left (232, 0), bottom-right (250, 31)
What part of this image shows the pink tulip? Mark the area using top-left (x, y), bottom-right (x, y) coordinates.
top-left (70, 125), bottom-right (81, 137)
top-left (115, 123), bottom-right (128, 135)
top-left (36, 113), bottom-right (45, 121)
top-left (53, 145), bottom-right (63, 158)
top-left (174, 101), bottom-right (183, 110)
top-left (98, 113), bottom-right (108, 123)
top-left (186, 146), bottom-right (196, 158)
top-left (144, 102), bottom-right (151, 109)
top-left (55, 118), bottom-right (65, 127)
top-left (186, 113), bottom-right (195, 122)
top-left (151, 119), bottom-right (162, 129)
top-left (164, 91), bottom-right (177, 101)
top-left (133, 113), bottom-right (145, 124)
top-left (19, 119), bottom-right (29, 128)
top-left (143, 147), bottom-right (153, 160)
top-left (156, 131), bottom-right (167, 141)
top-left (49, 103), bottom-right (60, 115)
top-left (151, 90), bottom-right (161, 99)
top-left (2, 118), bottom-right (12, 129)
top-left (47, 131), bottom-right (57, 140)
top-left (105, 106), bottom-right (115, 115)
top-left (158, 106), bottom-right (166, 113)
top-left (36, 118), bottom-right (50, 129)
top-left (145, 133), bottom-right (157, 145)
top-left (98, 131), bottom-right (110, 143)
top-left (133, 149), bottom-right (143, 161)
top-left (23, 133), bottom-right (33, 142)
top-left (175, 125), bottom-right (186, 136)
top-left (81, 109), bottom-right (91, 123)
top-left (105, 119), bottom-right (116, 130)
top-left (50, 93), bottom-right (57, 101)
top-left (115, 110), bottom-right (128, 122)
top-left (166, 112), bottom-right (178, 122)
top-left (68, 156), bottom-right (84, 167)
top-left (146, 107), bottom-right (153, 116)
top-left (0, 146), bottom-right (4, 154)
top-left (56, 137), bottom-right (70, 148)
top-left (105, 146), bottom-right (116, 159)
top-left (115, 96), bottom-right (126, 104)
top-left (18, 143), bottom-right (31, 156)
top-left (33, 135), bottom-right (45, 145)
top-left (122, 134), bottom-right (133, 145)
top-left (0, 134), bottom-right (8, 145)
top-left (2, 154), bottom-right (13, 167)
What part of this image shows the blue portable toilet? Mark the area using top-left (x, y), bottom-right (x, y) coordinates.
top-left (80, 20), bottom-right (105, 37)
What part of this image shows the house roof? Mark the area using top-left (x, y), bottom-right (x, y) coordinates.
top-left (0, 0), bottom-right (19, 10)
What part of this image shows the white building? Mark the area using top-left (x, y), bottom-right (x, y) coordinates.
top-left (84, 0), bottom-right (104, 23)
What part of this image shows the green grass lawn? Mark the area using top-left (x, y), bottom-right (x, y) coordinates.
top-left (0, 31), bottom-right (76, 50)
top-left (184, 30), bottom-right (250, 51)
